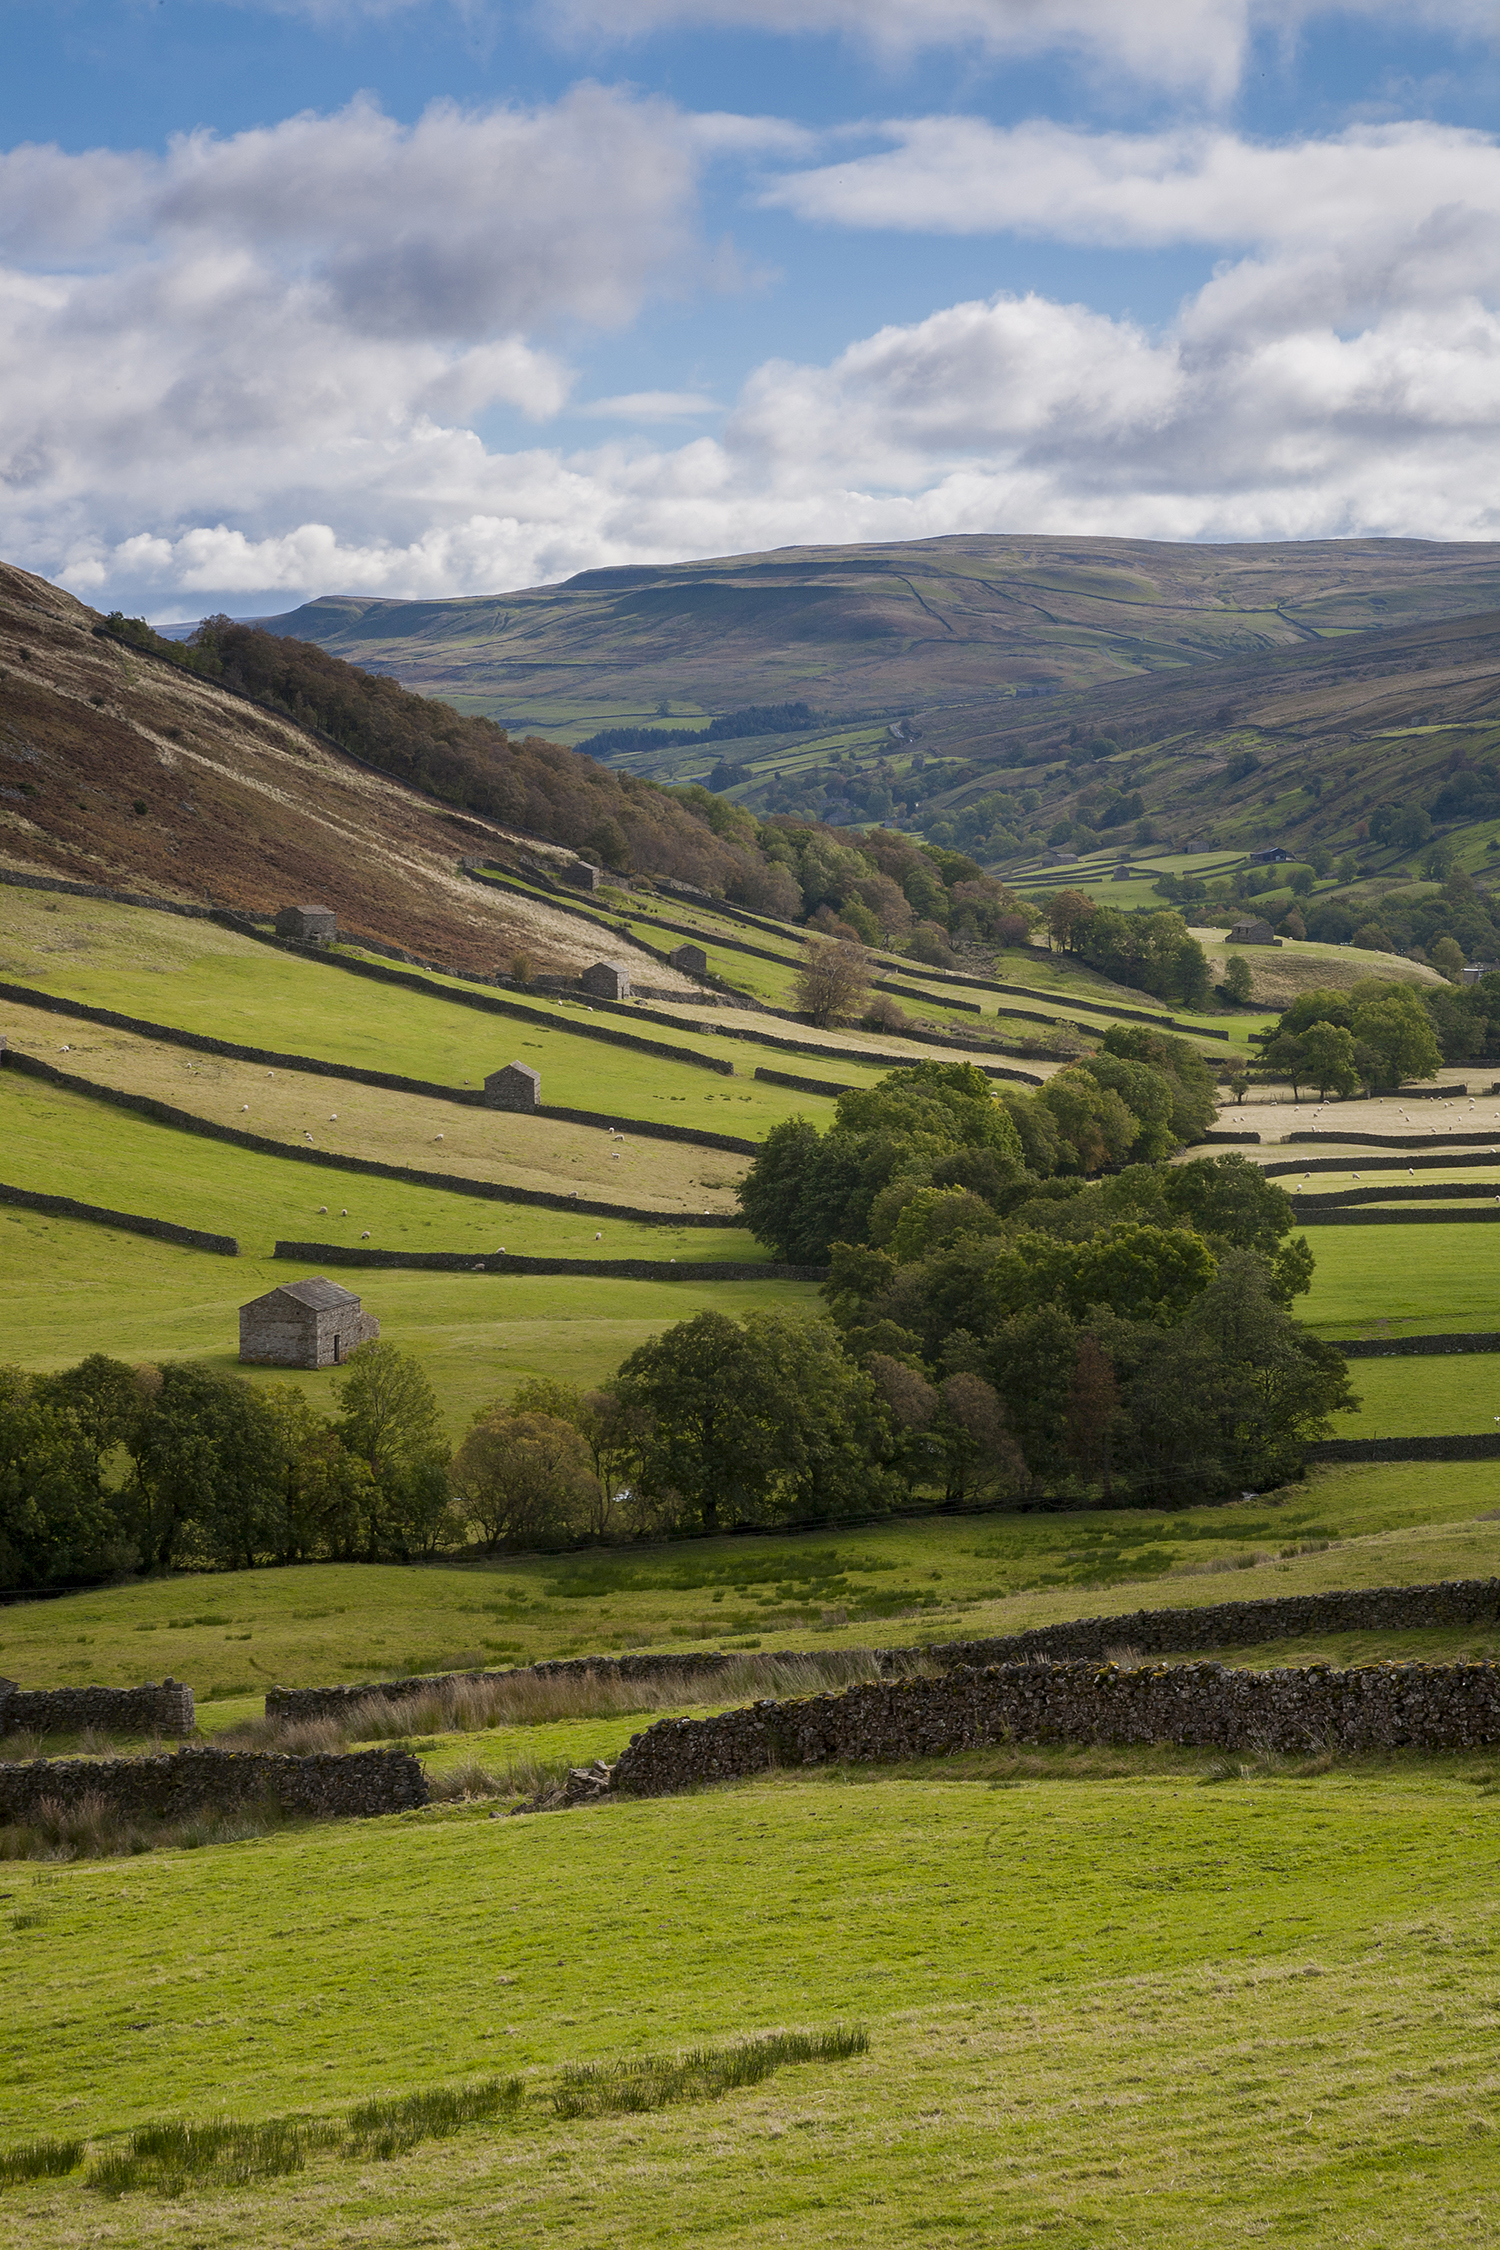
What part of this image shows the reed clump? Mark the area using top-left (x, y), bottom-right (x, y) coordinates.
top-left (552, 2026), bottom-right (870, 2120)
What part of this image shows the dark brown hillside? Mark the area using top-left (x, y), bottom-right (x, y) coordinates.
top-left (0, 562), bottom-right (699, 981)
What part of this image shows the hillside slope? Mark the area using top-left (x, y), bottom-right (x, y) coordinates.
top-left (257, 534), bottom-right (1500, 744)
top-left (0, 561), bottom-right (698, 980)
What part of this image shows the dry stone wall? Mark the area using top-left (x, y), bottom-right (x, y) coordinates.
top-left (0, 1744), bottom-right (426, 1823)
top-left (611, 1657), bottom-right (1500, 1794)
top-left (0, 1679), bottom-right (195, 1737)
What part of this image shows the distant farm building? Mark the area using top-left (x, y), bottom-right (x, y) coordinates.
top-left (275, 904), bottom-right (337, 944)
top-left (580, 960), bottom-right (631, 1000)
top-left (1228, 917), bottom-right (1277, 945)
top-left (1464, 963), bottom-right (1499, 985)
top-left (668, 942), bottom-right (708, 977)
top-left (1246, 847), bottom-right (1292, 866)
top-left (484, 1061), bottom-right (541, 1111)
top-left (239, 1278), bottom-right (378, 1369)
top-left (560, 861), bottom-right (602, 893)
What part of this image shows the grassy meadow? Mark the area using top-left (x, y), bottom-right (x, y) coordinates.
top-left (0, 1206), bottom-right (817, 1428)
top-left (1296, 1218), bottom-right (1500, 1336)
top-left (5, 1760), bottom-right (1500, 2247)
top-left (9, 1458), bottom-right (1500, 1701)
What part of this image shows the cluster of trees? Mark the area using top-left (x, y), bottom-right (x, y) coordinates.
top-left (575, 704), bottom-right (818, 763)
top-left (739, 1051), bottom-right (1218, 1265)
top-left (1260, 981), bottom-right (1447, 1096)
top-left (1041, 891), bottom-right (1211, 1007)
top-left (0, 1345), bottom-right (451, 1589)
top-left (726, 1060), bottom-right (1346, 1506)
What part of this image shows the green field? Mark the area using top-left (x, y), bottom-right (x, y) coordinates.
top-left (8, 1759), bottom-right (1500, 2247)
top-left (1297, 1219), bottom-right (1500, 1336)
top-left (0, 1073), bottom-right (769, 1263)
top-left (10, 1459), bottom-right (1500, 1700)
top-left (0, 1208), bottom-right (816, 1431)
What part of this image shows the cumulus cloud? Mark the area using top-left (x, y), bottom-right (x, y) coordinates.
top-left (12, 92), bottom-right (1500, 612)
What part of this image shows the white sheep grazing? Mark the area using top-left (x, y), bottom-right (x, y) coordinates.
top-left (318, 1205), bottom-right (328, 1214)
top-left (341, 1208), bottom-right (348, 1216)
top-left (241, 1105), bottom-right (249, 1112)
top-left (361, 1230), bottom-right (371, 1240)
top-left (329, 1114), bottom-right (337, 1121)
top-left (595, 1232), bottom-right (602, 1241)
top-left (435, 1133), bottom-right (444, 1141)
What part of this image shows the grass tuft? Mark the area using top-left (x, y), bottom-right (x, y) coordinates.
top-left (87, 2117), bottom-right (336, 2198)
top-left (551, 2025), bottom-right (869, 2120)
top-left (0, 2136), bottom-right (84, 2188)
top-left (344, 2077), bottom-right (524, 2159)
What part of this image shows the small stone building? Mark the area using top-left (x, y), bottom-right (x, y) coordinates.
top-left (275, 904), bottom-right (337, 945)
top-left (1247, 846), bottom-right (1292, 866)
top-left (560, 861), bottom-right (601, 893)
top-left (484, 1060), bottom-right (541, 1111)
top-left (668, 942), bottom-right (708, 978)
top-left (1228, 917), bottom-right (1276, 946)
top-left (239, 1277), bottom-right (378, 1369)
top-left (580, 960), bottom-right (631, 1000)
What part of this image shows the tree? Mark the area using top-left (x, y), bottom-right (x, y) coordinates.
top-left (1044, 890), bottom-right (1096, 951)
top-left (129, 1363), bottom-right (285, 1571)
top-left (1349, 988), bottom-right (1442, 1089)
top-left (1430, 934), bottom-right (1467, 984)
top-left (334, 1342), bottom-right (451, 1558)
top-left (794, 938), bottom-right (870, 1027)
top-left (1221, 956), bottom-right (1254, 1004)
top-left (1064, 1335), bottom-right (1122, 1496)
top-left (451, 1412), bottom-right (597, 1551)
top-left (1280, 906), bottom-right (1307, 941)
top-left (613, 1311), bottom-right (895, 1530)
top-left (0, 1367), bottom-right (122, 1588)
top-left (1297, 1019), bottom-right (1361, 1100)
top-left (938, 1372), bottom-right (1027, 1503)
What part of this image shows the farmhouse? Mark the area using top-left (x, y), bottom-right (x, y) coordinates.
top-left (274, 903), bottom-right (337, 944)
top-left (1228, 917), bottom-right (1277, 945)
top-left (484, 1060), bottom-right (541, 1111)
top-left (239, 1277), bottom-right (378, 1369)
top-left (580, 960), bottom-right (631, 1000)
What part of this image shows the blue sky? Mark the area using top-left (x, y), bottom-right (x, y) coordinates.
top-left (5, 1), bottom-right (1500, 617)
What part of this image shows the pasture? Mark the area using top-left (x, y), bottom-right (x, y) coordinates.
top-left (9, 1459), bottom-right (1500, 1701)
top-left (5, 1761), bottom-right (1500, 2247)
top-left (1297, 1218), bottom-right (1500, 1336)
top-left (0, 1072), bottom-right (769, 1262)
top-left (0, 1209), bottom-right (816, 1429)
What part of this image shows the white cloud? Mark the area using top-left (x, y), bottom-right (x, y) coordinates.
top-left (578, 391), bottom-right (721, 418)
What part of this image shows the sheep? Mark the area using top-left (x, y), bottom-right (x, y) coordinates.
top-left (360, 1230), bottom-right (371, 1240)
top-left (595, 1232), bottom-right (602, 1241)
top-left (318, 1205), bottom-right (328, 1214)
top-left (329, 1114), bottom-right (337, 1121)
top-left (241, 1104), bottom-right (249, 1112)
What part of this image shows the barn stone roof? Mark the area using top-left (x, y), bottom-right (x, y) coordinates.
top-left (242, 1277), bottom-right (362, 1315)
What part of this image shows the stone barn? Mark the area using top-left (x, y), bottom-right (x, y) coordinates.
top-left (580, 960), bottom-right (631, 1000)
top-left (668, 942), bottom-right (708, 978)
top-left (484, 1061), bottom-right (541, 1111)
top-left (1228, 917), bottom-right (1277, 946)
top-left (275, 904), bottom-right (338, 945)
top-left (560, 861), bottom-right (601, 893)
top-left (239, 1277), bottom-right (378, 1369)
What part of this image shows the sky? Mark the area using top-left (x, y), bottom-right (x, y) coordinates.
top-left (6, 3), bottom-right (1500, 620)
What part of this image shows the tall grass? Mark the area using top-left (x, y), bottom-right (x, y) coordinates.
top-left (344, 2078), bottom-right (523, 2159)
top-left (228, 1652), bottom-right (887, 1757)
top-left (552, 2026), bottom-right (870, 2120)
top-left (88, 2118), bottom-right (340, 2198)
top-left (0, 1791), bottom-right (291, 1866)
top-left (0, 2137), bottom-right (84, 2187)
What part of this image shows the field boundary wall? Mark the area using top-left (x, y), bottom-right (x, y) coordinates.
top-left (1340, 1333), bottom-right (1500, 1356)
top-left (0, 1679), bottom-right (194, 1736)
top-left (1305, 1435), bottom-right (1500, 1462)
top-left (1297, 1207), bottom-right (1500, 1225)
top-left (273, 1238), bottom-right (821, 1280)
top-left (263, 1574), bottom-right (1500, 1722)
top-left (0, 1174), bottom-right (238, 1255)
top-left (610, 1657), bottom-right (1500, 1794)
top-left (1284, 1129), bottom-right (1498, 1150)
top-left (1265, 1153), bottom-right (1495, 1176)
top-left (0, 1745), bottom-right (426, 1822)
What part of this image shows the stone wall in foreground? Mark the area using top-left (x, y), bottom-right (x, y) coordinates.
top-left (0, 1679), bottom-right (195, 1738)
top-left (611, 1658), bottom-right (1500, 1795)
top-left (0, 1745), bottom-right (426, 1824)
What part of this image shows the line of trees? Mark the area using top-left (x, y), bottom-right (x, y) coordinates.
top-left (1261, 981), bottom-right (1443, 1098)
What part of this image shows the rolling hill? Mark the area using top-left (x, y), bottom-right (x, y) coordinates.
top-left (256, 532), bottom-right (1500, 749)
